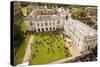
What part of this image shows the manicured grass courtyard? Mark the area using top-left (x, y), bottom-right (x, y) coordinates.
top-left (29, 31), bottom-right (71, 65)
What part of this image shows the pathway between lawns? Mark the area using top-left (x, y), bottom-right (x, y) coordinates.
top-left (22, 34), bottom-right (34, 63)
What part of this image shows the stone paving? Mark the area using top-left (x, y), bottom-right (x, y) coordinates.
top-left (22, 34), bottom-right (34, 63)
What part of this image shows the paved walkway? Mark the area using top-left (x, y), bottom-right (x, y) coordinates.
top-left (50, 56), bottom-right (78, 64)
top-left (22, 34), bottom-right (34, 63)
top-left (65, 42), bottom-right (81, 57)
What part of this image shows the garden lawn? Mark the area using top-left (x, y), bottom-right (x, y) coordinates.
top-left (29, 31), bottom-right (71, 65)
top-left (14, 33), bottom-right (30, 65)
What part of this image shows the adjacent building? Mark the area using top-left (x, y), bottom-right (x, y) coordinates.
top-left (85, 7), bottom-right (97, 18)
top-left (64, 18), bottom-right (97, 53)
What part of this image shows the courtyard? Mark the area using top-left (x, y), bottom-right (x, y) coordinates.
top-left (29, 31), bottom-right (71, 65)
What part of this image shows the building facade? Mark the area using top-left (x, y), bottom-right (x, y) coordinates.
top-left (24, 5), bottom-right (69, 32)
top-left (64, 18), bottom-right (97, 53)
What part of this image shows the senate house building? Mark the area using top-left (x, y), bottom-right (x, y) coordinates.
top-left (24, 5), bottom-right (69, 32)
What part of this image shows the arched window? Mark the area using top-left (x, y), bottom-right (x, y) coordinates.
top-left (38, 29), bottom-right (40, 32)
top-left (50, 28), bottom-right (52, 30)
top-left (42, 28), bottom-right (44, 31)
top-left (46, 28), bottom-right (48, 31)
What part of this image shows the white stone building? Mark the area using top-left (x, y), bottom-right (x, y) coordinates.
top-left (64, 18), bottom-right (97, 52)
top-left (24, 5), bottom-right (68, 32)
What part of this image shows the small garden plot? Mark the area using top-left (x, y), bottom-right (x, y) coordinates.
top-left (29, 31), bottom-right (71, 65)
top-left (21, 7), bottom-right (27, 16)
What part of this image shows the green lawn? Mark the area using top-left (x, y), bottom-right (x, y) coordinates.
top-left (14, 33), bottom-right (30, 65)
top-left (29, 31), bottom-right (71, 65)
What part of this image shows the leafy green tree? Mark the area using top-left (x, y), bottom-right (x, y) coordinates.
top-left (13, 20), bottom-right (26, 48)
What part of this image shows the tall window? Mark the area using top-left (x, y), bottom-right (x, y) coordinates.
top-left (53, 27), bottom-right (55, 30)
top-left (53, 22), bottom-right (55, 25)
top-left (50, 22), bottom-right (51, 26)
top-left (41, 23), bottom-right (43, 26)
top-left (45, 22), bottom-right (48, 26)
top-left (37, 23), bottom-right (39, 26)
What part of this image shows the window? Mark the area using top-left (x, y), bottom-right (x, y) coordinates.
top-left (53, 22), bottom-right (55, 25)
top-left (50, 28), bottom-right (52, 30)
top-left (42, 28), bottom-right (44, 31)
top-left (45, 22), bottom-right (48, 26)
top-left (66, 15), bottom-right (68, 19)
top-left (38, 29), bottom-right (40, 32)
top-left (46, 28), bottom-right (48, 31)
top-left (53, 27), bottom-right (55, 30)
top-left (37, 23), bottom-right (39, 26)
top-left (41, 23), bottom-right (43, 26)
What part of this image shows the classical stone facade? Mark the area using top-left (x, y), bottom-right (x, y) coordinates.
top-left (24, 5), bottom-right (69, 32)
top-left (64, 18), bottom-right (97, 52)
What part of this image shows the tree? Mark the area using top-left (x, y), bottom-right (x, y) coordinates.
top-left (13, 21), bottom-right (26, 48)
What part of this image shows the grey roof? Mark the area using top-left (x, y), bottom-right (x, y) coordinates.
top-left (68, 19), bottom-right (97, 37)
top-left (35, 15), bottom-right (59, 21)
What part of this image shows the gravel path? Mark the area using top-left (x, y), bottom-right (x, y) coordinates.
top-left (22, 34), bottom-right (34, 63)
